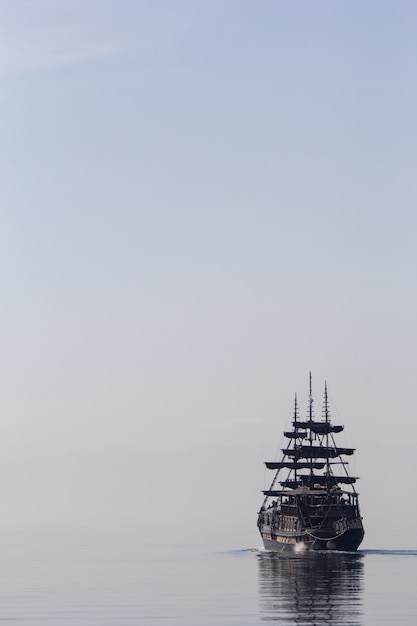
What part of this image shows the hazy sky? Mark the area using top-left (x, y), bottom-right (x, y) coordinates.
top-left (1, 1), bottom-right (417, 548)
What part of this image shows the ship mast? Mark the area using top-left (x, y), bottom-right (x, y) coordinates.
top-left (293, 392), bottom-right (298, 484)
top-left (324, 380), bottom-right (330, 487)
top-left (308, 371), bottom-right (314, 476)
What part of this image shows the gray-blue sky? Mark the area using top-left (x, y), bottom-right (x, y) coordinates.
top-left (1, 1), bottom-right (417, 548)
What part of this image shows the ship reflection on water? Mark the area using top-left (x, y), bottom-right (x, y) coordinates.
top-left (257, 551), bottom-right (364, 624)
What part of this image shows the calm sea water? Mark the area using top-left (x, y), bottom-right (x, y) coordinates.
top-left (0, 527), bottom-right (416, 625)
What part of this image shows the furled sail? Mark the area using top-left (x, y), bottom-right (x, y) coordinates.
top-left (284, 431), bottom-right (307, 439)
top-left (264, 461), bottom-right (325, 470)
top-left (292, 421), bottom-right (344, 434)
top-left (284, 445), bottom-right (355, 459)
top-left (279, 475), bottom-right (357, 487)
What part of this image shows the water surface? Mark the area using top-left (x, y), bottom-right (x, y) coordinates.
top-left (0, 528), bottom-right (416, 625)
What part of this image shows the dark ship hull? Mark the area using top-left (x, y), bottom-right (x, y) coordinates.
top-left (258, 375), bottom-right (364, 554)
top-left (260, 524), bottom-right (364, 554)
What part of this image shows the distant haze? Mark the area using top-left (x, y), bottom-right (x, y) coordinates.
top-left (1, 1), bottom-right (417, 550)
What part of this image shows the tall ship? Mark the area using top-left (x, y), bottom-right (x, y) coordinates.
top-left (258, 375), bottom-right (364, 552)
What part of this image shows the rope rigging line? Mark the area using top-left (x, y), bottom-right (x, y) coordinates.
top-left (304, 529), bottom-right (346, 541)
